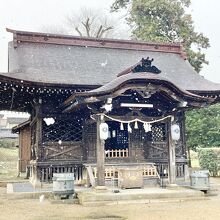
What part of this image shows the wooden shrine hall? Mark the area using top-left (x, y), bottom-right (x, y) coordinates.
top-left (1, 28), bottom-right (220, 187)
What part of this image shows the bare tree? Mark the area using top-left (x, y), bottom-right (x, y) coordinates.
top-left (65, 8), bottom-right (117, 38)
top-left (41, 7), bottom-right (131, 39)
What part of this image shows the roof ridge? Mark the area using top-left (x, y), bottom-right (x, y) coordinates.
top-left (6, 28), bottom-right (186, 58)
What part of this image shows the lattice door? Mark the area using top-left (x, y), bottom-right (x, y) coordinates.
top-left (143, 123), bottom-right (168, 160)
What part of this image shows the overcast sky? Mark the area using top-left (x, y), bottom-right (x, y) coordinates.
top-left (0, 0), bottom-right (220, 83)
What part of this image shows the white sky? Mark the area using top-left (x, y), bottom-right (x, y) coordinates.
top-left (0, 0), bottom-right (220, 84)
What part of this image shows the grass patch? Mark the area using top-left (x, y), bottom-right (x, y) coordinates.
top-left (0, 139), bottom-right (18, 148)
top-left (0, 147), bottom-right (18, 160)
top-left (0, 147), bottom-right (19, 181)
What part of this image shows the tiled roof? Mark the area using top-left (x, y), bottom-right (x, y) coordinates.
top-left (1, 28), bottom-right (219, 93)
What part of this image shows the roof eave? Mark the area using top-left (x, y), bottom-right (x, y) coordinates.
top-left (12, 120), bottom-right (30, 133)
top-left (0, 73), bottom-right (100, 89)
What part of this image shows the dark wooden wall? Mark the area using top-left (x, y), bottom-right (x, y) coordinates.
top-left (82, 121), bottom-right (97, 162)
top-left (18, 125), bottom-right (31, 172)
top-left (27, 102), bottom-right (187, 180)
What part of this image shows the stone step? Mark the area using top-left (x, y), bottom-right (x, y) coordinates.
top-left (81, 196), bottom-right (209, 206)
top-left (77, 188), bottom-right (205, 205)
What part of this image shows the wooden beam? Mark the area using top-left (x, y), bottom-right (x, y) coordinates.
top-left (46, 145), bottom-right (80, 159)
top-left (96, 115), bottom-right (105, 186)
top-left (43, 141), bottom-right (81, 146)
top-left (30, 115), bottom-right (37, 127)
top-left (9, 28), bottom-right (183, 55)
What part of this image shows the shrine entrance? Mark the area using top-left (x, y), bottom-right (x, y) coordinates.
top-left (105, 121), bottom-right (129, 158)
top-left (64, 72), bottom-right (212, 187)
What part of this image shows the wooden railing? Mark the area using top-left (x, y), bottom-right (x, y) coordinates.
top-left (155, 163), bottom-right (185, 178)
top-left (29, 164), bottom-right (84, 182)
top-left (105, 149), bottom-right (129, 158)
top-left (176, 163), bottom-right (185, 177)
top-left (92, 164), bottom-right (157, 180)
top-left (143, 165), bottom-right (157, 177)
top-left (93, 167), bottom-right (118, 179)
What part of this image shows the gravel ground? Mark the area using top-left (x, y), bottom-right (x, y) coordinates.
top-left (0, 178), bottom-right (220, 220)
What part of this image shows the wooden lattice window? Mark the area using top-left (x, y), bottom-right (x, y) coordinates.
top-left (129, 125), bottom-right (150, 142)
top-left (115, 130), bottom-right (129, 145)
top-left (151, 123), bottom-right (166, 142)
top-left (130, 123), bottom-right (167, 142)
top-left (83, 123), bottom-right (97, 143)
top-left (42, 115), bottom-right (83, 142)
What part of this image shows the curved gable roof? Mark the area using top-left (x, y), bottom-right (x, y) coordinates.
top-left (64, 73), bottom-right (213, 112)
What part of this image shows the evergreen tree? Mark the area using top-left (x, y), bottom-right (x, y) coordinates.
top-left (185, 104), bottom-right (220, 150)
top-left (111, 0), bottom-right (210, 72)
top-left (111, 1), bottom-right (220, 151)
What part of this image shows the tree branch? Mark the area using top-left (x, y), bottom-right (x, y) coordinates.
top-left (96, 25), bottom-right (103, 38)
top-left (75, 27), bottom-right (83, 37)
top-left (99, 26), bottom-right (114, 38)
top-left (82, 18), bottom-right (91, 37)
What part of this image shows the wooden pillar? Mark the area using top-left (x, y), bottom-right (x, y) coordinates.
top-left (35, 103), bottom-right (42, 161)
top-left (96, 115), bottom-right (105, 186)
top-left (18, 132), bottom-right (22, 174)
top-left (35, 103), bottom-right (42, 181)
top-left (181, 112), bottom-right (191, 167)
top-left (167, 118), bottom-right (176, 184)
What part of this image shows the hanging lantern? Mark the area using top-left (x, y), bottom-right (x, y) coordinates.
top-left (134, 120), bottom-right (138, 129)
top-left (128, 123), bottom-right (132, 133)
top-left (99, 122), bottom-right (109, 140)
top-left (171, 124), bottom-right (180, 141)
top-left (120, 122), bottom-right (124, 130)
